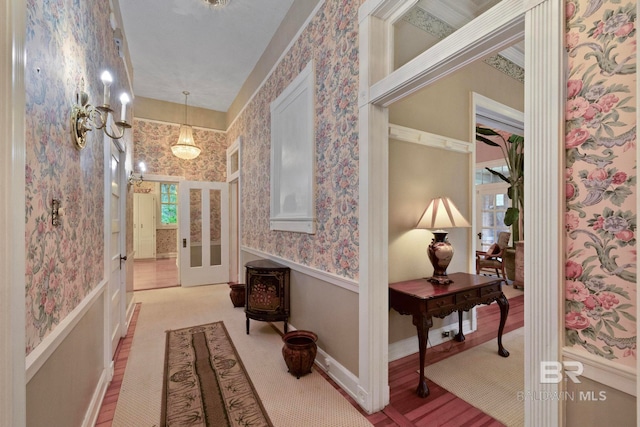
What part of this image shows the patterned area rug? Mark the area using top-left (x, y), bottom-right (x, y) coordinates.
top-left (161, 321), bottom-right (273, 427)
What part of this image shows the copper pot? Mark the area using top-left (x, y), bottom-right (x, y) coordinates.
top-left (228, 283), bottom-right (245, 307)
top-left (282, 330), bottom-right (318, 379)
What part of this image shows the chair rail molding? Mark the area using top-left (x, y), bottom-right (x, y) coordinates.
top-left (241, 246), bottom-right (359, 293)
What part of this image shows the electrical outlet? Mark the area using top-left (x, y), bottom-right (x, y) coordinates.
top-left (441, 331), bottom-right (450, 338)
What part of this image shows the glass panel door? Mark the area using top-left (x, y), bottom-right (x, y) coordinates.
top-left (190, 188), bottom-right (202, 267)
top-left (476, 184), bottom-right (510, 251)
top-left (179, 181), bottom-right (229, 286)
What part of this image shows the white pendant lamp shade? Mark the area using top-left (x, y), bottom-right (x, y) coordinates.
top-left (171, 91), bottom-right (201, 160)
top-left (172, 124), bottom-right (201, 160)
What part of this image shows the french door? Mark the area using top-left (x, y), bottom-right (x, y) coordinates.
top-left (475, 183), bottom-right (511, 252)
top-left (179, 181), bottom-right (229, 286)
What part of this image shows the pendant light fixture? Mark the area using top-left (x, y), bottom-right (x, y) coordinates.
top-left (171, 91), bottom-right (201, 160)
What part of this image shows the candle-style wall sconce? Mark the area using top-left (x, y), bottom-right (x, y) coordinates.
top-left (71, 71), bottom-right (131, 150)
top-left (52, 199), bottom-right (61, 227)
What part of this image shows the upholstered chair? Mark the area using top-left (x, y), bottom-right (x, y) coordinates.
top-left (475, 232), bottom-right (511, 278)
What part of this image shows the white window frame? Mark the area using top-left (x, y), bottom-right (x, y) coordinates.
top-left (157, 182), bottom-right (178, 230)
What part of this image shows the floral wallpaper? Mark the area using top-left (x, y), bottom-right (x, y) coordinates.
top-left (24, 0), bottom-right (130, 354)
top-left (565, 0), bottom-right (637, 366)
top-left (157, 229), bottom-right (178, 255)
top-left (134, 119), bottom-right (227, 182)
top-left (134, 119), bottom-right (226, 250)
top-left (226, 0), bottom-right (363, 279)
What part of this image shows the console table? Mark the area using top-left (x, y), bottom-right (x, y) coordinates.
top-left (245, 259), bottom-right (290, 334)
top-left (389, 272), bottom-right (509, 398)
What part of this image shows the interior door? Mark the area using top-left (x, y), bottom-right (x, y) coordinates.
top-left (108, 140), bottom-right (125, 357)
top-left (179, 181), bottom-right (229, 286)
top-left (475, 184), bottom-right (510, 251)
top-left (133, 193), bottom-right (156, 259)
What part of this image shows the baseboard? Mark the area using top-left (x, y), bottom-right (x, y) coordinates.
top-left (315, 346), bottom-right (361, 403)
top-left (81, 366), bottom-right (111, 427)
top-left (389, 319), bottom-right (474, 362)
top-left (156, 252), bottom-right (177, 259)
top-left (277, 322), bottom-right (361, 403)
top-left (563, 347), bottom-right (636, 396)
top-left (125, 295), bottom-right (137, 329)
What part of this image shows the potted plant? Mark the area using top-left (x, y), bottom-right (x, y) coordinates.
top-left (476, 126), bottom-right (524, 286)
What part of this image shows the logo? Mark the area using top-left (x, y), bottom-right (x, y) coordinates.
top-left (540, 361), bottom-right (583, 384)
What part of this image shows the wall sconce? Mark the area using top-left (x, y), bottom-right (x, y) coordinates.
top-left (52, 199), bottom-right (62, 227)
top-left (128, 162), bottom-right (146, 186)
top-left (71, 70), bottom-right (131, 150)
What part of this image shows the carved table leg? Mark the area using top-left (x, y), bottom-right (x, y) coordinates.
top-left (454, 310), bottom-right (465, 342)
top-left (496, 292), bottom-right (510, 357)
top-left (413, 314), bottom-right (433, 398)
top-left (246, 317), bottom-right (250, 335)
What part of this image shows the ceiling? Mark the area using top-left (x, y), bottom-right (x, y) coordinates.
top-left (415, 0), bottom-right (524, 67)
top-left (119, 0), bottom-right (294, 112)
top-left (118, 0), bottom-right (521, 114)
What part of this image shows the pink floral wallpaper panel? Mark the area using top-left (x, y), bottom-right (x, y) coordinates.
top-left (157, 229), bottom-right (178, 255)
top-left (134, 119), bottom-right (227, 182)
top-left (226, 0), bottom-right (363, 280)
top-left (24, 0), bottom-right (131, 354)
top-left (565, 0), bottom-right (637, 366)
top-left (134, 119), bottom-right (226, 248)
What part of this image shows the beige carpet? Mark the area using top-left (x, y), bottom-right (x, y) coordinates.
top-left (501, 283), bottom-right (524, 300)
top-left (424, 328), bottom-right (524, 427)
top-left (112, 284), bottom-right (372, 427)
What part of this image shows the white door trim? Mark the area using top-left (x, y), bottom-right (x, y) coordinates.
top-left (104, 139), bottom-right (127, 378)
top-left (179, 181), bottom-right (230, 287)
top-left (1, 0), bottom-right (26, 424)
top-left (358, 1), bottom-right (564, 424)
top-left (637, 0), bottom-right (640, 406)
top-left (227, 136), bottom-right (242, 283)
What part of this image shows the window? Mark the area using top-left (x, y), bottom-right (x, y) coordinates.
top-left (160, 183), bottom-right (178, 226)
top-left (475, 164), bottom-right (510, 185)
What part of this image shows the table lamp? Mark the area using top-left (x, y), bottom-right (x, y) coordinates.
top-left (415, 196), bottom-right (470, 284)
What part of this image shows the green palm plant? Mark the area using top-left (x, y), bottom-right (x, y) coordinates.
top-left (476, 126), bottom-right (524, 243)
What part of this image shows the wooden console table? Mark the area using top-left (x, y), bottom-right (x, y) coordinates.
top-left (389, 272), bottom-right (509, 398)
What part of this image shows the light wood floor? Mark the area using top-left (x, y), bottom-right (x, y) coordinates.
top-left (133, 258), bottom-right (179, 291)
top-left (96, 280), bottom-right (524, 426)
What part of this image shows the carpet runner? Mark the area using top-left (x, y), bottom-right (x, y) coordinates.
top-left (161, 321), bottom-right (273, 427)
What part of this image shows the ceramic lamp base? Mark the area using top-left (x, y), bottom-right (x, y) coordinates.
top-left (427, 231), bottom-right (454, 285)
top-left (427, 275), bottom-right (453, 285)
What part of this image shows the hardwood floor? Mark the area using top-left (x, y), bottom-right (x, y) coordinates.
top-left (369, 293), bottom-right (525, 427)
top-left (95, 304), bottom-right (141, 427)
top-left (133, 258), bottom-right (179, 291)
top-left (95, 280), bottom-right (524, 427)
top-left (301, 292), bottom-right (524, 427)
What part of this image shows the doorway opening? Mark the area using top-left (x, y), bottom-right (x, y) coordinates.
top-left (132, 178), bottom-right (182, 291)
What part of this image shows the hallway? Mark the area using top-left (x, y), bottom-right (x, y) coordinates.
top-left (96, 284), bottom-right (524, 426)
top-left (133, 258), bottom-right (179, 291)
